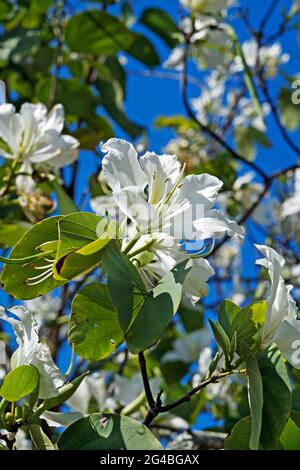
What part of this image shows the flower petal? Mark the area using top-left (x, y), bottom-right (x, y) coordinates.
top-left (274, 318), bottom-right (300, 369)
top-left (140, 151), bottom-right (181, 204)
top-left (101, 138), bottom-right (148, 191)
top-left (194, 209), bottom-right (244, 239)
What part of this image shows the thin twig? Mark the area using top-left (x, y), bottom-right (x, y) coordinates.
top-left (138, 352), bottom-right (155, 409)
top-left (180, 38), bottom-right (269, 182)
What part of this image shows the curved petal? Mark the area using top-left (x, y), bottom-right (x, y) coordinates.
top-left (20, 103), bottom-right (46, 151)
top-left (255, 244), bottom-right (298, 349)
top-left (194, 209), bottom-right (244, 239)
top-left (274, 318), bottom-right (300, 369)
top-left (113, 186), bottom-right (157, 230)
top-left (140, 151), bottom-right (181, 204)
top-left (183, 257), bottom-right (215, 303)
top-left (0, 103), bottom-right (22, 155)
top-left (42, 104), bottom-right (65, 133)
top-left (101, 138), bottom-right (148, 191)
top-left (41, 410), bottom-right (83, 428)
top-left (181, 173), bottom-right (223, 205)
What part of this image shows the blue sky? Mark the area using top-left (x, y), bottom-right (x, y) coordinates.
top-left (1, 0), bottom-right (300, 431)
top-left (73, 0), bottom-right (299, 202)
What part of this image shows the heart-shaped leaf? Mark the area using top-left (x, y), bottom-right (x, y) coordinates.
top-left (0, 365), bottom-right (39, 402)
top-left (57, 414), bottom-right (163, 450)
top-left (69, 283), bottom-right (123, 361)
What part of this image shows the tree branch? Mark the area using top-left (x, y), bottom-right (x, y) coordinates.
top-left (180, 38), bottom-right (269, 182)
top-left (138, 352), bottom-right (155, 409)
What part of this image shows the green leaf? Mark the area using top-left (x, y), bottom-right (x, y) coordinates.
top-left (209, 320), bottom-right (231, 364)
top-left (57, 413), bottom-right (163, 450)
top-left (217, 300), bottom-right (240, 337)
top-left (140, 8), bottom-right (179, 48)
top-left (0, 365), bottom-right (39, 402)
top-left (36, 78), bottom-right (99, 120)
top-left (65, 11), bottom-right (134, 55)
top-left (229, 27), bottom-right (263, 120)
top-left (280, 412), bottom-right (300, 450)
top-left (235, 126), bottom-right (271, 159)
top-left (279, 87), bottom-right (300, 130)
top-left (240, 344), bottom-right (263, 450)
top-left (28, 424), bottom-right (55, 450)
top-left (178, 302), bottom-right (204, 332)
top-left (125, 259), bottom-right (192, 353)
top-left (0, 220), bottom-right (31, 247)
top-left (1, 216), bottom-right (64, 300)
top-left (155, 114), bottom-right (197, 133)
top-left (102, 247), bottom-right (147, 332)
top-left (103, 248), bottom-right (191, 353)
top-left (40, 373), bottom-right (88, 412)
top-left (231, 301), bottom-right (267, 352)
top-left (96, 78), bottom-right (143, 138)
top-left (126, 32), bottom-right (160, 67)
top-left (51, 179), bottom-right (78, 215)
top-left (258, 346), bottom-right (292, 449)
top-left (53, 212), bottom-right (113, 281)
top-left (71, 116), bottom-right (113, 150)
top-left (225, 417), bottom-right (251, 450)
top-left (69, 283), bottom-right (123, 361)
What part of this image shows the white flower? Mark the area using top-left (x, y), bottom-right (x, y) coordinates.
top-left (192, 71), bottom-right (226, 124)
top-left (24, 294), bottom-right (60, 327)
top-left (0, 102), bottom-right (79, 193)
top-left (282, 169), bottom-right (300, 219)
top-left (255, 245), bottom-right (300, 369)
top-left (164, 17), bottom-right (231, 71)
top-left (0, 306), bottom-right (64, 398)
top-left (0, 103), bottom-right (79, 166)
top-left (180, 0), bottom-right (235, 14)
top-left (231, 39), bottom-right (289, 77)
top-left (163, 46), bottom-right (185, 70)
top-left (67, 372), bottom-right (116, 415)
top-left (100, 138), bottom-right (243, 302)
top-left (114, 373), bottom-right (161, 407)
top-left (41, 372), bottom-right (117, 429)
top-left (162, 329), bottom-right (211, 363)
top-left (233, 98), bottom-right (270, 132)
top-left (101, 138), bottom-right (243, 241)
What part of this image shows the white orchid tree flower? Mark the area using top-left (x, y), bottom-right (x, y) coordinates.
top-left (114, 373), bottom-right (161, 408)
top-left (231, 39), bottom-right (289, 77)
top-left (180, 0), bottom-right (235, 15)
top-left (282, 169), bottom-right (300, 219)
top-left (0, 306), bottom-right (64, 399)
top-left (98, 138), bottom-right (243, 302)
top-left (255, 245), bottom-right (300, 369)
top-left (41, 372), bottom-right (117, 429)
top-left (0, 102), bottom-right (79, 193)
top-left (162, 329), bottom-right (211, 364)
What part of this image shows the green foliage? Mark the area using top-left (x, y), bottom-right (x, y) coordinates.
top-left (1, 216), bottom-right (64, 300)
top-left (103, 248), bottom-right (192, 353)
top-left (241, 343), bottom-right (263, 450)
top-left (140, 8), bottom-right (179, 48)
top-left (279, 87), bottom-right (300, 130)
top-left (235, 126), bottom-right (271, 159)
top-left (0, 220), bottom-right (31, 247)
top-left (0, 365), bottom-right (39, 402)
top-left (65, 11), bottom-right (135, 56)
top-left (69, 283), bottom-right (123, 361)
top-left (53, 212), bottom-right (113, 281)
top-left (57, 414), bottom-right (163, 450)
top-left (280, 412), bottom-right (300, 450)
top-left (40, 373), bottom-right (88, 412)
top-left (258, 346), bottom-right (292, 449)
top-left (225, 417), bottom-right (251, 450)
